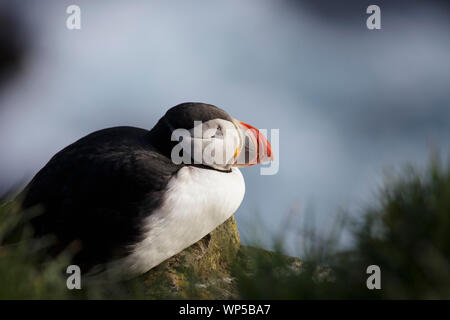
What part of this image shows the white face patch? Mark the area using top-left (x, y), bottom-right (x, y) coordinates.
top-left (171, 119), bottom-right (242, 171)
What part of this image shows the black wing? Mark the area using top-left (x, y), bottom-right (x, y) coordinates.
top-left (21, 126), bottom-right (181, 270)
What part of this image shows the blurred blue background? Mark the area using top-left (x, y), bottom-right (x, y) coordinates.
top-left (0, 0), bottom-right (449, 256)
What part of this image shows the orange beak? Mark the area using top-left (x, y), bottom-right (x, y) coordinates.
top-left (233, 119), bottom-right (273, 167)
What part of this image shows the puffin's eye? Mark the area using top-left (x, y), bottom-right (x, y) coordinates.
top-left (213, 126), bottom-right (223, 138)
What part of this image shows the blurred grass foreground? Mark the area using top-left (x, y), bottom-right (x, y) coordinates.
top-left (0, 154), bottom-right (449, 299)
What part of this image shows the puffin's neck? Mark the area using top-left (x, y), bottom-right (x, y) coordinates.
top-left (146, 118), bottom-right (177, 159)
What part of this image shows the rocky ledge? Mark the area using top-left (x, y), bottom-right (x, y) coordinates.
top-left (141, 216), bottom-right (302, 299)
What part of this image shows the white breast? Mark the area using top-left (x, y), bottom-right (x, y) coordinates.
top-left (123, 166), bottom-right (245, 275)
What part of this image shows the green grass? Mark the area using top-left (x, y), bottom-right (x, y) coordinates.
top-left (1, 154), bottom-right (449, 299)
top-left (233, 154), bottom-right (450, 299)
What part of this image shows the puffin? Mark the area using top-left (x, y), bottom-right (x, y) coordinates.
top-left (20, 102), bottom-right (273, 276)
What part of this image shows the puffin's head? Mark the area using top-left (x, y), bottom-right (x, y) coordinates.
top-left (150, 102), bottom-right (273, 171)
